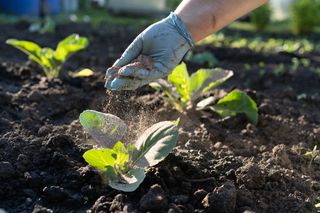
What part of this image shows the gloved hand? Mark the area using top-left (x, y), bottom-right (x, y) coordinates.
top-left (105, 12), bottom-right (194, 90)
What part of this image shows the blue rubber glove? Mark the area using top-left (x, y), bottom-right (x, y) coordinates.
top-left (105, 12), bottom-right (194, 90)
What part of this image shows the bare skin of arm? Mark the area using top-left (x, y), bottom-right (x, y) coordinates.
top-left (175, 0), bottom-right (269, 42)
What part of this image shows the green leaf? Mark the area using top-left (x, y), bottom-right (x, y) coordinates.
top-left (105, 165), bottom-right (118, 181)
top-left (168, 63), bottom-right (191, 103)
top-left (112, 141), bottom-right (129, 169)
top-left (108, 168), bottom-right (145, 192)
top-left (196, 96), bottom-right (216, 111)
top-left (54, 34), bottom-right (88, 62)
top-left (173, 117), bottom-right (180, 126)
top-left (80, 110), bottom-right (106, 129)
top-left (192, 68), bottom-right (234, 98)
top-left (39, 47), bottom-right (55, 68)
top-left (133, 121), bottom-right (179, 167)
top-left (6, 39), bottom-right (42, 65)
top-left (83, 149), bottom-right (116, 171)
top-left (72, 68), bottom-right (94, 77)
top-left (79, 110), bottom-right (127, 148)
top-left (200, 68), bottom-right (233, 94)
top-left (213, 90), bottom-right (258, 125)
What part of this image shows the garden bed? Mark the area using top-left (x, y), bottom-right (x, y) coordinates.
top-left (0, 22), bottom-right (319, 213)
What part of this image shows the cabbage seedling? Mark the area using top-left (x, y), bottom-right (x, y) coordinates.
top-left (198, 89), bottom-right (258, 125)
top-left (79, 110), bottom-right (179, 192)
top-left (6, 34), bottom-right (88, 78)
top-left (150, 64), bottom-right (258, 124)
top-left (150, 63), bottom-right (234, 112)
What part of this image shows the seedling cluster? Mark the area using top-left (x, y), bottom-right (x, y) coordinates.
top-left (79, 110), bottom-right (179, 192)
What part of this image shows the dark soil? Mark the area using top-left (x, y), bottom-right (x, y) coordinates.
top-left (0, 22), bottom-right (319, 213)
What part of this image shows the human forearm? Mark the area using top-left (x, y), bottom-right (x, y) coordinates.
top-left (175, 0), bottom-right (269, 42)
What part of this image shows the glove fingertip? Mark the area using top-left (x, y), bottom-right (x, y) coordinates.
top-left (110, 78), bottom-right (126, 90)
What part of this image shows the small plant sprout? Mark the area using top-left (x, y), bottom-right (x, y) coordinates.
top-left (150, 62), bottom-right (234, 112)
top-left (6, 34), bottom-right (88, 78)
top-left (305, 145), bottom-right (319, 168)
top-left (79, 110), bottom-right (179, 192)
top-left (198, 89), bottom-right (258, 125)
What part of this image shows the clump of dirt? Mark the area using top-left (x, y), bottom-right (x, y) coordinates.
top-left (124, 55), bottom-right (154, 70)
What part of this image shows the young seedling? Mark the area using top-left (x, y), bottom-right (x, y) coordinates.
top-left (79, 110), bottom-right (179, 192)
top-left (305, 145), bottom-right (319, 168)
top-left (150, 63), bottom-right (258, 124)
top-left (150, 62), bottom-right (233, 112)
top-left (6, 34), bottom-right (88, 78)
top-left (198, 89), bottom-right (258, 125)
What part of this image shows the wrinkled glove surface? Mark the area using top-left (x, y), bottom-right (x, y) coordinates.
top-left (105, 12), bottom-right (193, 90)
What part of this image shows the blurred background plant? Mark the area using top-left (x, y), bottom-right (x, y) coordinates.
top-left (290, 0), bottom-right (320, 34)
top-left (250, 3), bottom-right (271, 31)
top-left (166, 0), bottom-right (182, 10)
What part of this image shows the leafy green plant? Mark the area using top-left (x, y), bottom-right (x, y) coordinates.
top-left (150, 64), bottom-right (258, 124)
top-left (210, 90), bottom-right (258, 125)
top-left (250, 3), bottom-right (271, 31)
top-left (79, 110), bottom-right (179, 192)
top-left (150, 63), bottom-right (233, 112)
top-left (6, 34), bottom-right (88, 78)
top-left (290, 0), bottom-right (320, 34)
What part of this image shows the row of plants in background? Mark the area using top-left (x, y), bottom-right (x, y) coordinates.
top-left (201, 32), bottom-right (320, 54)
top-left (150, 63), bottom-right (258, 125)
top-left (6, 34), bottom-right (88, 78)
top-left (80, 110), bottom-right (179, 192)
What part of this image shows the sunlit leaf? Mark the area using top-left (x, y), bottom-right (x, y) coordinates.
top-left (196, 96), bottom-right (216, 111)
top-left (55, 34), bottom-right (88, 62)
top-left (133, 121), bottom-right (179, 167)
top-left (79, 110), bottom-right (128, 148)
top-left (6, 39), bottom-right (42, 65)
top-left (112, 141), bottom-right (129, 169)
top-left (73, 68), bottom-right (94, 77)
top-left (168, 63), bottom-right (191, 103)
top-left (213, 90), bottom-right (258, 125)
top-left (83, 149), bottom-right (116, 171)
top-left (39, 47), bottom-right (55, 68)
